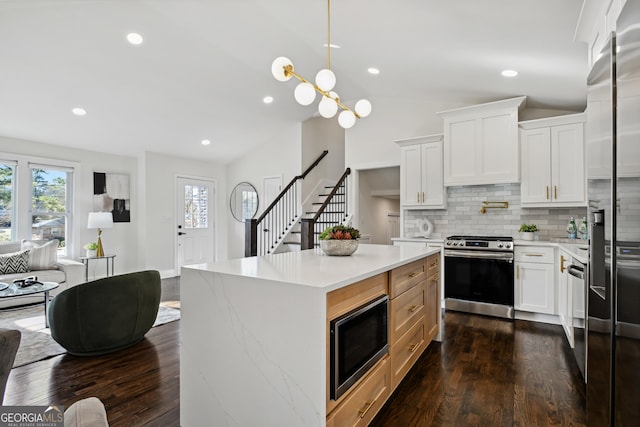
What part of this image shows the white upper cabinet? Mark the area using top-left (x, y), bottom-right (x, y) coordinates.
top-left (520, 114), bottom-right (587, 207)
top-left (437, 97), bottom-right (526, 186)
top-left (396, 134), bottom-right (446, 209)
top-left (575, 0), bottom-right (627, 69)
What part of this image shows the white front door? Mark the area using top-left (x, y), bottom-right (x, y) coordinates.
top-left (176, 177), bottom-right (215, 274)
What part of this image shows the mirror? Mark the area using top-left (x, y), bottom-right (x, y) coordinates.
top-left (230, 182), bottom-right (259, 222)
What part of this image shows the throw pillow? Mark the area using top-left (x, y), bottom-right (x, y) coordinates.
top-left (21, 239), bottom-right (59, 270)
top-left (0, 250), bottom-right (30, 275)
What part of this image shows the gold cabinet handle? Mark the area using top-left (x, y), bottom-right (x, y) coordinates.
top-left (408, 304), bottom-right (419, 312)
top-left (546, 186), bottom-right (549, 200)
top-left (554, 185), bottom-right (557, 200)
top-left (358, 400), bottom-right (376, 418)
top-left (417, 192), bottom-right (420, 203)
top-left (560, 255), bottom-right (566, 273)
top-left (409, 272), bottom-right (419, 278)
top-left (524, 253), bottom-right (543, 257)
top-left (409, 342), bottom-right (420, 352)
top-left (422, 192), bottom-right (425, 203)
top-left (516, 265), bottom-right (519, 280)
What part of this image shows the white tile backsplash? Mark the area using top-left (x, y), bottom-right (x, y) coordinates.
top-left (404, 183), bottom-right (587, 239)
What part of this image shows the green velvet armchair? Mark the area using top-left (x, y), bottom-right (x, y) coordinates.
top-left (48, 270), bottom-right (161, 356)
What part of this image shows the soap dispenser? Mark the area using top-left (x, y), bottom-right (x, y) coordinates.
top-left (567, 217), bottom-right (578, 239)
top-left (578, 217), bottom-right (588, 240)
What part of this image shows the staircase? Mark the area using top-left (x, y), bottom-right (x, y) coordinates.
top-left (281, 177), bottom-right (350, 251)
top-left (245, 160), bottom-right (352, 257)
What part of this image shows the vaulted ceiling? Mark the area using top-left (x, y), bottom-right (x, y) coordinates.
top-left (0, 0), bottom-right (587, 163)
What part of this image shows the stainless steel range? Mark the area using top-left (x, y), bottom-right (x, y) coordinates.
top-left (444, 235), bottom-right (514, 319)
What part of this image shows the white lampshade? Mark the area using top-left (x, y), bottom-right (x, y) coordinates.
top-left (338, 110), bottom-right (357, 129)
top-left (294, 82), bottom-right (316, 105)
top-left (315, 69), bottom-right (336, 91)
top-left (318, 95), bottom-right (338, 118)
top-left (355, 99), bottom-right (372, 118)
top-left (87, 212), bottom-right (113, 229)
top-left (271, 57), bottom-right (294, 82)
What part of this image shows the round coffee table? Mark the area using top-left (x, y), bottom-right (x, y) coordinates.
top-left (0, 281), bottom-right (60, 328)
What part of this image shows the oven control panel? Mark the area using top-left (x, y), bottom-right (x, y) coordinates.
top-left (445, 236), bottom-right (513, 251)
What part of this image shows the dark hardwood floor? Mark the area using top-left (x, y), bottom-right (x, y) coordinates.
top-left (5, 278), bottom-right (586, 426)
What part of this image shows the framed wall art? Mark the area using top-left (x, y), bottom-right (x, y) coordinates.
top-left (93, 172), bottom-right (131, 223)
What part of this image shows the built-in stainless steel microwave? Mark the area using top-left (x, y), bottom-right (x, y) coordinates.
top-left (330, 294), bottom-right (388, 400)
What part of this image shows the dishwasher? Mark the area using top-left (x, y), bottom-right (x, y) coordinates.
top-left (568, 258), bottom-right (587, 380)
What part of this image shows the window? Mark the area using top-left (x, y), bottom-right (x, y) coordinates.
top-left (0, 162), bottom-right (16, 242)
top-left (184, 184), bottom-right (208, 229)
top-left (30, 165), bottom-right (72, 254)
top-left (0, 155), bottom-right (76, 256)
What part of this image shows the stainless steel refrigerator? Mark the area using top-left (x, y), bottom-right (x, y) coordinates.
top-left (586, 1), bottom-right (640, 425)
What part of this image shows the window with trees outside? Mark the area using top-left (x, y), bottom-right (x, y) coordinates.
top-left (0, 162), bottom-right (15, 242)
top-left (0, 156), bottom-right (76, 257)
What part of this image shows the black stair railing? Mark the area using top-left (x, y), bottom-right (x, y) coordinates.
top-left (301, 168), bottom-right (351, 250)
top-left (245, 150), bottom-right (329, 257)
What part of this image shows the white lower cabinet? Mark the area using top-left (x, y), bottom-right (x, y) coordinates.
top-left (514, 247), bottom-right (556, 315)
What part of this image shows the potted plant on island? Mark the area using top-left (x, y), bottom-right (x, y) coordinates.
top-left (84, 242), bottom-right (98, 258)
top-left (318, 225), bottom-right (361, 256)
top-left (518, 224), bottom-right (539, 241)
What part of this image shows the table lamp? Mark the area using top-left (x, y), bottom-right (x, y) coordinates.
top-left (87, 212), bottom-right (113, 257)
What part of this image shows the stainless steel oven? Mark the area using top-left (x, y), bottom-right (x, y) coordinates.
top-left (444, 235), bottom-right (514, 319)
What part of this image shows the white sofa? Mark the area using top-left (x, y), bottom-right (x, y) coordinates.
top-left (0, 241), bottom-right (84, 309)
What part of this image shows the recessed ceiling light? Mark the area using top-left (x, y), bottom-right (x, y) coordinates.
top-left (201, 139), bottom-right (211, 146)
top-left (126, 33), bottom-right (144, 45)
top-left (322, 43), bottom-right (341, 49)
top-left (72, 107), bottom-right (87, 116)
top-left (367, 67), bottom-right (380, 75)
top-left (263, 96), bottom-right (274, 104)
top-left (501, 69), bottom-right (518, 77)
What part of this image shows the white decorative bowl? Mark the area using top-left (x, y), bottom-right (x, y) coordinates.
top-left (319, 239), bottom-right (359, 256)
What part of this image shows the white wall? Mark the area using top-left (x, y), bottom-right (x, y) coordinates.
top-left (345, 96), bottom-right (454, 170)
top-left (225, 125), bottom-right (302, 259)
top-left (301, 117), bottom-right (345, 197)
top-left (141, 151), bottom-right (228, 275)
top-left (0, 135), bottom-right (139, 277)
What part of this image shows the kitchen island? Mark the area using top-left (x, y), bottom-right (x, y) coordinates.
top-left (180, 244), bottom-right (440, 427)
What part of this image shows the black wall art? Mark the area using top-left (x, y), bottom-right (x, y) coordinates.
top-left (93, 172), bottom-right (131, 223)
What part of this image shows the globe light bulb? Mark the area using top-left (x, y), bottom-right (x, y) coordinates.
top-left (271, 57), bottom-right (294, 82)
top-left (338, 110), bottom-right (356, 129)
top-left (294, 82), bottom-right (316, 106)
top-left (315, 69), bottom-right (336, 91)
top-left (355, 99), bottom-right (372, 118)
top-left (318, 96), bottom-right (338, 118)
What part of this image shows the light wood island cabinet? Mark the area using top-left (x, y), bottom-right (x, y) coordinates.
top-left (325, 251), bottom-right (441, 424)
top-left (181, 244), bottom-right (441, 427)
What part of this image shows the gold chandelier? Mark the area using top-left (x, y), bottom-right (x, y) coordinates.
top-left (271, 0), bottom-right (371, 129)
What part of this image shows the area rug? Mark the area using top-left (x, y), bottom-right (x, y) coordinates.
top-left (0, 303), bottom-right (180, 368)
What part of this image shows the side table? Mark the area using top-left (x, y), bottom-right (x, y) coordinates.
top-left (79, 254), bottom-right (116, 282)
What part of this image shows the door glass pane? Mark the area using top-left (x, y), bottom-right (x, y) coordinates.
top-left (184, 185), bottom-right (208, 229)
top-left (0, 163), bottom-right (14, 242)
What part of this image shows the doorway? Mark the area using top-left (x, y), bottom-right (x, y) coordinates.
top-left (176, 177), bottom-right (215, 274)
top-left (262, 175), bottom-right (283, 211)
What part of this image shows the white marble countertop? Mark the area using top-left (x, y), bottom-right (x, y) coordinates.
top-left (184, 244), bottom-right (440, 292)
